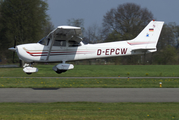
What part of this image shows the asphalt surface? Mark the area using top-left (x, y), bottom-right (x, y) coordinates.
top-left (0, 88), bottom-right (179, 103)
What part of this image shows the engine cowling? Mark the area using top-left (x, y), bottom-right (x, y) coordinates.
top-left (53, 63), bottom-right (74, 74)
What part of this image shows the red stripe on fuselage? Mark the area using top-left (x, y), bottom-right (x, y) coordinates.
top-left (127, 42), bottom-right (155, 45)
top-left (26, 51), bottom-right (95, 56)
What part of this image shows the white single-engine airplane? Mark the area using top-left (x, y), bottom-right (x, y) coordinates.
top-left (9, 20), bottom-right (164, 74)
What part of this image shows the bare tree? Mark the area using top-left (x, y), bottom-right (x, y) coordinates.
top-left (157, 23), bottom-right (177, 50)
top-left (67, 18), bottom-right (84, 27)
top-left (153, 23), bottom-right (179, 64)
top-left (103, 3), bottom-right (153, 42)
top-left (43, 21), bottom-right (55, 36)
top-left (67, 18), bottom-right (85, 38)
top-left (84, 23), bottom-right (104, 44)
top-left (102, 3), bottom-right (154, 64)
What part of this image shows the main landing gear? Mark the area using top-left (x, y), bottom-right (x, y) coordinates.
top-left (52, 63), bottom-right (74, 74)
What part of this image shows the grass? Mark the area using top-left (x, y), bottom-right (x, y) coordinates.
top-left (0, 65), bottom-right (179, 77)
top-left (0, 65), bottom-right (179, 88)
top-left (0, 78), bottom-right (179, 88)
top-left (0, 65), bottom-right (179, 120)
top-left (0, 102), bottom-right (178, 120)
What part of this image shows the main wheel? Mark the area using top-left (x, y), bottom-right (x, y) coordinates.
top-left (26, 73), bottom-right (32, 75)
top-left (55, 70), bottom-right (67, 74)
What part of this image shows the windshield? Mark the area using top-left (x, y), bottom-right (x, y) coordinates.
top-left (38, 36), bottom-right (49, 46)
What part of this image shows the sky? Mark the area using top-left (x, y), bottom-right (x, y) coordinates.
top-left (47, 0), bottom-right (179, 28)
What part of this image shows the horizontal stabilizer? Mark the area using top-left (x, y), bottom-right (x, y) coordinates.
top-left (131, 48), bottom-right (156, 51)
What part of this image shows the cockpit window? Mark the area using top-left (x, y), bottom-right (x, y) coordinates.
top-left (38, 37), bottom-right (45, 45)
top-left (53, 40), bottom-right (66, 46)
top-left (68, 40), bottom-right (81, 47)
top-left (38, 36), bottom-right (50, 46)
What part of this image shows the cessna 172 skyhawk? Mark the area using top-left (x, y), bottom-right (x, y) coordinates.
top-left (9, 20), bottom-right (164, 74)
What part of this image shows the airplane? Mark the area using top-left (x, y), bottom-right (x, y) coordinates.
top-left (9, 20), bottom-right (164, 74)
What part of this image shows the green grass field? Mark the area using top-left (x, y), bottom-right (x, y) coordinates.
top-left (0, 78), bottom-right (179, 88)
top-left (0, 65), bottom-right (179, 88)
top-left (0, 65), bottom-right (179, 77)
top-left (0, 65), bottom-right (179, 119)
top-left (0, 102), bottom-right (178, 120)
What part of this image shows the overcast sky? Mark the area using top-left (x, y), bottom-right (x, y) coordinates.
top-left (47, 0), bottom-right (179, 28)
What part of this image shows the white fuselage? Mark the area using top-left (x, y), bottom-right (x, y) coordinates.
top-left (16, 40), bottom-right (135, 63)
top-left (15, 21), bottom-right (164, 64)
top-left (9, 21), bottom-right (164, 74)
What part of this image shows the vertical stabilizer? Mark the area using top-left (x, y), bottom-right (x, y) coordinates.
top-left (127, 20), bottom-right (164, 49)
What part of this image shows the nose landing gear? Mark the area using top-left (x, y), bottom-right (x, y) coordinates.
top-left (23, 63), bottom-right (38, 75)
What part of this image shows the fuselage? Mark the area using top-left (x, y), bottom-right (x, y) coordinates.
top-left (16, 40), bottom-right (134, 63)
top-left (15, 21), bottom-right (164, 64)
top-left (9, 21), bottom-right (164, 74)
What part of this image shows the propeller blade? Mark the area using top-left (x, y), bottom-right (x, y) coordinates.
top-left (8, 47), bottom-right (16, 51)
top-left (13, 51), bottom-right (15, 63)
top-left (14, 39), bottom-right (16, 48)
top-left (12, 39), bottom-right (16, 63)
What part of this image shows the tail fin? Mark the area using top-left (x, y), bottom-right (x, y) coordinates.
top-left (127, 20), bottom-right (164, 50)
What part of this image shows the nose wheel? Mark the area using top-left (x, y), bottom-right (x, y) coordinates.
top-left (23, 63), bottom-right (38, 75)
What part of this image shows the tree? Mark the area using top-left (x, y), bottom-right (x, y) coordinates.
top-left (67, 18), bottom-right (84, 28)
top-left (153, 23), bottom-right (179, 64)
top-left (0, 0), bottom-right (3, 48)
top-left (1, 0), bottom-right (49, 45)
top-left (0, 0), bottom-right (49, 63)
top-left (157, 23), bottom-right (178, 50)
top-left (102, 3), bottom-right (154, 64)
top-left (43, 21), bottom-right (55, 36)
top-left (84, 23), bottom-right (104, 44)
top-left (103, 3), bottom-right (153, 42)
top-left (67, 18), bottom-right (85, 34)
top-left (153, 45), bottom-right (177, 64)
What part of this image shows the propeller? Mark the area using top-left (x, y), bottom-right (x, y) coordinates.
top-left (12, 39), bottom-right (16, 63)
top-left (8, 39), bottom-right (17, 63)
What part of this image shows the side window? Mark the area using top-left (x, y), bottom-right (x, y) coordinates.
top-left (68, 40), bottom-right (81, 47)
top-left (53, 40), bottom-right (66, 47)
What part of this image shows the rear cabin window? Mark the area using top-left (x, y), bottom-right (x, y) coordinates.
top-left (68, 40), bottom-right (80, 47)
top-left (53, 40), bottom-right (66, 46)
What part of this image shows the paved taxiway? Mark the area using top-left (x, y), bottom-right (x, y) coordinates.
top-left (0, 88), bottom-right (179, 103)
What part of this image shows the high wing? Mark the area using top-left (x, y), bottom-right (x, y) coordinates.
top-left (46, 26), bottom-right (82, 61)
top-left (47, 26), bottom-right (82, 42)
